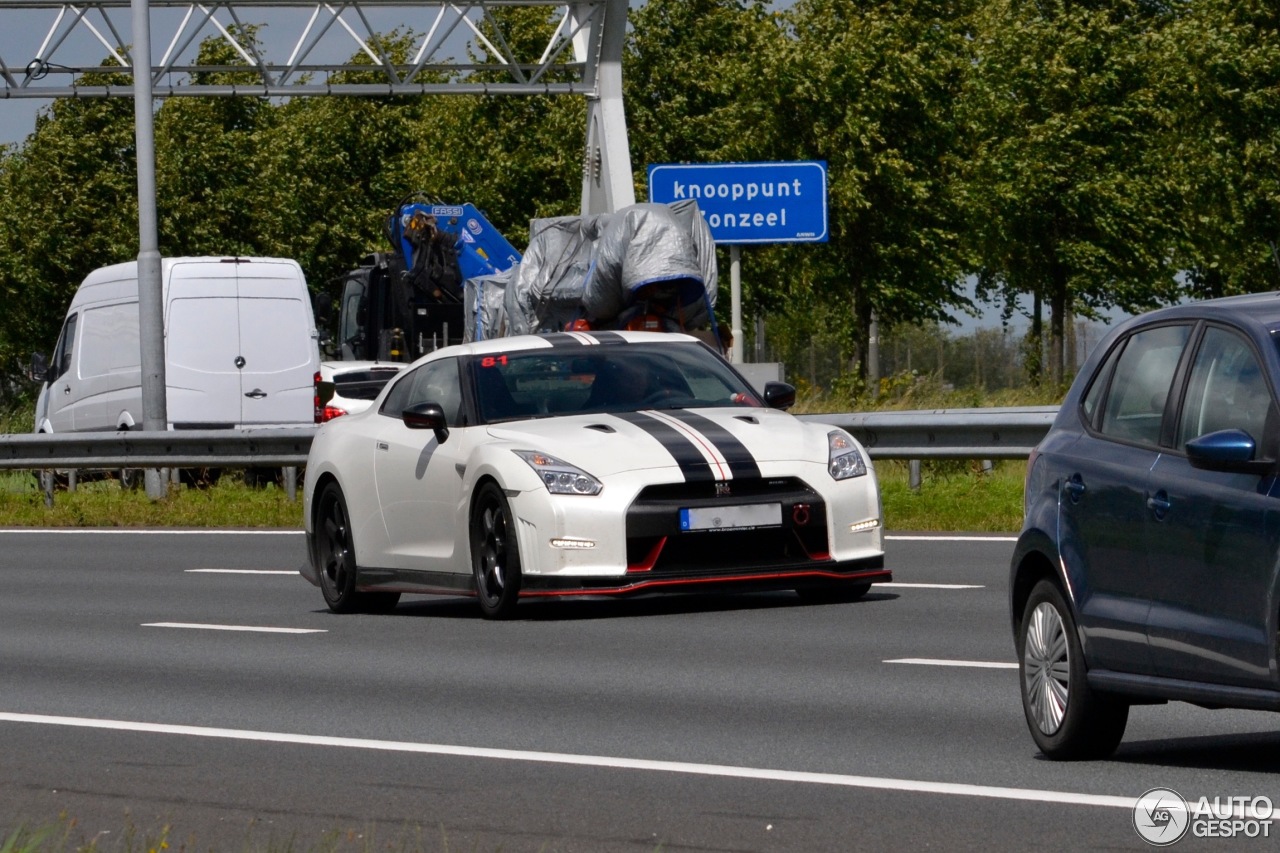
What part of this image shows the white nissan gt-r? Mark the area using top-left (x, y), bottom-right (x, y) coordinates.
top-left (301, 330), bottom-right (887, 619)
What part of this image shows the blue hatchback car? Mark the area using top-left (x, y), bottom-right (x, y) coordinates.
top-left (1011, 294), bottom-right (1280, 759)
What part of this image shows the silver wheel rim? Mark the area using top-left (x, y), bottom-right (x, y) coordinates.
top-left (1024, 601), bottom-right (1070, 735)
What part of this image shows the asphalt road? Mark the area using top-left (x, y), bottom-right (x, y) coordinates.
top-left (1, 530), bottom-right (1277, 851)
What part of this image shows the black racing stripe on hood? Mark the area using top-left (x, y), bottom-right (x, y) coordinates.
top-left (612, 412), bottom-right (714, 482)
top-left (662, 410), bottom-right (762, 480)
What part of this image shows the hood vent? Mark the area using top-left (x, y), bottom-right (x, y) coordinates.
top-left (586, 423), bottom-right (616, 433)
top-left (734, 416), bottom-right (760, 424)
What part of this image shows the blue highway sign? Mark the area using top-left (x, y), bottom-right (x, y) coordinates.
top-left (647, 161), bottom-right (828, 244)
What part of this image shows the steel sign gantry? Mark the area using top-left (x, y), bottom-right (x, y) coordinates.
top-left (0, 0), bottom-right (635, 212)
top-left (0, 0), bottom-right (634, 496)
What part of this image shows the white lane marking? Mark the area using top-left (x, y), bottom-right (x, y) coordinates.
top-left (185, 569), bottom-right (297, 575)
top-left (886, 535), bottom-right (1017, 542)
top-left (0, 712), bottom-right (1136, 810)
top-left (0, 529), bottom-right (303, 535)
top-left (880, 583), bottom-right (984, 590)
top-left (886, 658), bottom-right (1018, 669)
top-left (142, 623), bottom-right (325, 634)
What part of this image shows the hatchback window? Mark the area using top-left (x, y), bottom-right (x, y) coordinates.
top-left (1080, 344), bottom-right (1122, 427)
top-left (1177, 327), bottom-right (1273, 450)
top-left (1098, 325), bottom-right (1190, 446)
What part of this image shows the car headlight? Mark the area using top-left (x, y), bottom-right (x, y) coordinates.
top-left (828, 430), bottom-right (867, 480)
top-left (514, 450), bottom-right (603, 495)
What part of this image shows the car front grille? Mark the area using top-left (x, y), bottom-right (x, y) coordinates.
top-left (624, 477), bottom-right (831, 575)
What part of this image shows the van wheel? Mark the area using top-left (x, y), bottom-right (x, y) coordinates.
top-left (1018, 580), bottom-right (1128, 759)
top-left (243, 467), bottom-right (283, 488)
top-left (32, 469), bottom-right (69, 491)
top-left (178, 468), bottom-right (221, 488)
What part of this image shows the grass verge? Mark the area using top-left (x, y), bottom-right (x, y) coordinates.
top-left (0, 462), bottom-right (1022, 533)
top-left (0, 472), bottom-right (303, 528)
top-left (877, 459), bottom-right (1024, 533)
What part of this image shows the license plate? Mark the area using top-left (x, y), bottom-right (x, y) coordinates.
top-left (679, 503), bottom-right (782, 532)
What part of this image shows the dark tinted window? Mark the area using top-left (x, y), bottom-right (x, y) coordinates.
top-left (1098, 325), bottom-right (1190, 446)
top-left (470, 342), bottom-right (761, 423)
top-left (1177, 327), bottom-right (1273, 450)
top-left (1081, 343), bottom-right (1122, 428)
top-left (333, 367), bottom-right (403, 401)
top-left (50, 313), bottom-right (78, 381)
top-left (380, 357), bottom-right (462, 425)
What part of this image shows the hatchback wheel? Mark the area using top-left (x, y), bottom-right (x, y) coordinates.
top-left (1018, 579), bottom-right (1128, 760)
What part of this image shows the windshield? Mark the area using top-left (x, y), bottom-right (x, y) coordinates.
top-left (469, 342), bottom-right (763, 423)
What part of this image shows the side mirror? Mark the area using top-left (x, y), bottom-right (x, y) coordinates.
top-left (1186, 429), bottom-right (1274, 475)
top-left (762, 381), bottom-right (796, 411)
top-left (313, 292), bottom-right (333, 324)
top-left (402, 401), bottom-right (449, 444)
top-left (316, 380), bottom-right (336, 407)
top-left (28, 352), bottom-right (49, 384)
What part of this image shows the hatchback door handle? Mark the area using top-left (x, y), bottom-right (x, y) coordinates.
top-left (1064, 475), bottom-right (1085, 501)
top-left (244, 388), bottom-right (268, 399)
top-left (1146, 490), bottom-right (1171, 520)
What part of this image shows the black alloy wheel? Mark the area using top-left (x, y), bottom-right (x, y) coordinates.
top-left (315, 482), bottom-right (399, 614)
top-left (471, 481), bottom-right (523, 620)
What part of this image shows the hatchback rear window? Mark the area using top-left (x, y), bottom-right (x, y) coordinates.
top-left (333, 368), bottom-right (402, 400)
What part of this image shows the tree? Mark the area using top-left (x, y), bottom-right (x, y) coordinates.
top-left (0, 64), bottom-right (138, 380)
top-left (154, 26), bottom-right (277, 258)
top-left (960, 0), bottom-right (1182, 385)
top-left (1151, 0), bottom-right (1280, 297)
top-left (752, 0), bottom-right (976, 379)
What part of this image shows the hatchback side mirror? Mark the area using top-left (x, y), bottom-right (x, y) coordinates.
top-left (762, 381), bottom-right (796, 411)
top-left (1186, 429), bottom-right (1274, 475)
top-left (402, 402), bottom-right (449, 444)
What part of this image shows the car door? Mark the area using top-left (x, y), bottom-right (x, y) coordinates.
top-left (1144, 324), bottom-right (1280, 687)
top-left (44, 312), bottom-right (80, 432)
top-left (372, 356), bottom-right (473, 571)
top-left (236, 289), bottom-right (318, 426)
top-left (1059, 323), bottom-right (1192, 675)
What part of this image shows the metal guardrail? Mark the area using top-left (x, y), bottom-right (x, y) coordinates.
top-left (797, 406), bottom-right (1059, 460)
top-left (0, 428), bottom-right (315, 469)
top-left (0, 407), bottom-right (1059, 473)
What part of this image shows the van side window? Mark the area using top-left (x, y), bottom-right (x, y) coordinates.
top-left (50, 313), bottom-right (78, 381)
top-left (80, 303), bottom-right (141, 378)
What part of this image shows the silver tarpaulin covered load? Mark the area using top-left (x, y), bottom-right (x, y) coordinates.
top-left (466, 199), bottom-right (718, 340)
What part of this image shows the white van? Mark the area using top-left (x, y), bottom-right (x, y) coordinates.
top-left (35, 257), bottom-right (321, 433)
